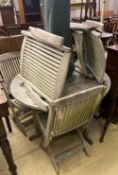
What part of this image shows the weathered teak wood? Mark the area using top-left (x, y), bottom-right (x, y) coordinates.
top-left (0, 51), bottom-right (20, 91)
top-left (0, 51), bottom-right (32, 136)
top-left (0, 85), bottom-right (17, 175)
top-left (71, 21), bottom-right (106, 83)
top-left (19, 27), bottom-right (71, 103)
top-left (34, 73), bottom-right (108, 174)
top-left (10, 27), bottom-right (109, 174)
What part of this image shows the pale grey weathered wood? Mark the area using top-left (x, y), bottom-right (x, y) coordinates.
top-left (0, 51), bottom-right (33, 136)
top-left (9, 26), bottom-right (110, 174)
top-left (29, 27), bottom-right (64, 48)
top-left (19, 27), bottom-right (71, 101)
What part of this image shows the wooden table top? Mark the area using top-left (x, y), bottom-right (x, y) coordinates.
top-left (106, 44), bottom-right (118, 52)
top-left (101, 32), bottom-right (113, 38)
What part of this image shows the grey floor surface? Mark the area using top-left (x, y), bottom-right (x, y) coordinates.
top-left (0, 117), bottom-right (118, 175)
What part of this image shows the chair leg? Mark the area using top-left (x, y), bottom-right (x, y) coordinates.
top-left (40, 138), bottom-right (59, 174)
top-left (47, 146), bottom-right (60, 174)
top-left (99, 119), bottom-right (110, 143)
top-left (77, 130), bottom-right (90, 157)
top-left (83, 129), bottom-right (93, 145)
top-left (5, 115), bottom-right (12, 133)
top-left (12, 110), bottom-right (33, 137)
top-left (32, 110), bottom-right (41, 136)
top-left (12, 115), bottom-right (27, 136)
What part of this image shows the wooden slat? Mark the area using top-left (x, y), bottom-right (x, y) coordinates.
top-left (23, 51), bottom-right (60, 69)
top-left (22, 58), bottom-right (58, 79)
top-left (55, 51), bottom-right (71, 98)
top-left (22, 66), bottom-right (56, 89)
top-left (22, 31), bottom-right (70, 53)
top-left (23, 48), bottom-right (60, 71)
top-left (27, 38), bottom-right (63, 58)
top-left (0, 52), bottom-right (20, 91)
top-left (22, 69), bottom-right (55, 94)
top-left (0, 51), bottom-right (20, 61)
top-left (26, 42), bottom-right (62, 61)
top-left (52, 87), bottom-right (103, 136)
top-left (20, 29), bottom-right (71, 100)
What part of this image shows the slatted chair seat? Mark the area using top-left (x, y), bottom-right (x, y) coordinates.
top-left (62, 72), bottom-right (105, 96)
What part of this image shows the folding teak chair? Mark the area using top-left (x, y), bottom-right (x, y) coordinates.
top-left (0, 51), bottom-right (32, 136)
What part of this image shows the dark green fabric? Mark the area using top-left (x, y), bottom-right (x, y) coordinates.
top-left (44, 0), bottom-right (74, 78)
top-left (44, 0), bottom-right (72, 47)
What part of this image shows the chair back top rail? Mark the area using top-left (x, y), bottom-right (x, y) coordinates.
top-left (0, 51), bottom-right (20, 62)
top-left (21, 29), bottom-right (70, 52)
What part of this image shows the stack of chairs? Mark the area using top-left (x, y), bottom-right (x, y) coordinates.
top-left (9, 26), bottom-right (109, 174)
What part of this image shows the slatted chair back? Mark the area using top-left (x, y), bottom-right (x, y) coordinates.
top-left (44, 83), bottom-right (106, 138)
top-left (73, 30), bottom-right (87, 76)
top-left (71, 22), bottom-right (106, 83)
top-left (0, 51), bottom-right (20, 92)
top-left (83, 30), bottom-right (106, 83)
top-left (20, 27), bottom-right (71, 102)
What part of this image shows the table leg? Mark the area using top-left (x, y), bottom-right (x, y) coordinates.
top-left (0, 117), bottom-right (17, 175)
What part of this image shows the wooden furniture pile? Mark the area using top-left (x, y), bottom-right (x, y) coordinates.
top-left (4, 26), bottom-right (109, 174)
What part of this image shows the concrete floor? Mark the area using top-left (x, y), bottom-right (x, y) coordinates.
top-left (0, 117), bottom-right (118, 175)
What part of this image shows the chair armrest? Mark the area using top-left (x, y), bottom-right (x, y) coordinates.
top-left (0, 51), bottom-right (20, 62)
